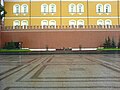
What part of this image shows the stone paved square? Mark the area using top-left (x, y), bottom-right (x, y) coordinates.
top-left (0, 54), bottom-right (120, 90)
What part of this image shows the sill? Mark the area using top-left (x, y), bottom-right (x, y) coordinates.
top-left (49, 12), bottom-right (56, 15)
top-left (15, 14), bottom-right (19, 16)
top-left (78, 13), bottom-right (83, 15)
top-left (70, 13), bottom-right (75, 15)
top-left (41, 13), bottom-right (48, 15)
top-left (97, 13), bottom-right (102, 15)
top-left (106, 13), bottom-right (110, 15)
top-left (51, 13), bottom-right (55, 15)
top-left (104, 12), bottom-right (111, 14)
top-left (51, 13), bottom-right (54, 15)
top-left (43, 13), bottom-right (47, 15)
top-left (98, 13), bottom-right (102, 15)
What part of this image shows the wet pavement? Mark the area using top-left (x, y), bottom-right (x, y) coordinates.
top-left (0, 54), bottom-right (120, 90)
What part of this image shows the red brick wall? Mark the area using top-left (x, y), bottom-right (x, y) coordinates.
top-left (1, 30), bottom-right (120, 49)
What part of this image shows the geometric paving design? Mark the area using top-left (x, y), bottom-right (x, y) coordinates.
top-left (0, 54), bottom-right (120, 90)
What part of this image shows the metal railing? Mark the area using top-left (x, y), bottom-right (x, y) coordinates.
top-left (1, 25), bottom-right (120, 31)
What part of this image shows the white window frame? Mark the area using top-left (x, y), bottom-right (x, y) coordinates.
top-left (69, 20), bottom-right (76, 28)
top-left (41, 20), bottom-right (48, 28)
top-left (49, 20), bottom-right (56, 28)
top-left (13, 20), bottom-right (20, 29)
top-left (97, 19), bottom-right (104, 25)
top-left (13, 20), bottom-right (20, 26)
top-left (97, 19), bottom-right (104, 28)
top-left (105, 19), bottom-right (112, 28)
top-left (49, 4), bottom-right (56, 15)
top-left (104, 4), bottom-right (111, 14)
top-left (21, 4), bottom-right (28, 15)
top-left (69, 3), bottom-right (76, 15)
top-left (77, 4), bottom-right (84, 14)
top-left (77, 20), bottom-right (84, 28)
top-left (13, 4), bottom-right (20, 15)
top-left (96, 4), bottom-right (103, 14)
top-left (21, 20), bottom-right (28, 29)
top-left (41, 4), bottom-right (48, 15)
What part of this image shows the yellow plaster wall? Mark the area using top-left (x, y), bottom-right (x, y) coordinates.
top-left (31, 18), bottom-right (60, 26)
top-left (4, 1), bottom-right (120, 26)
top-left (62, 18), bottom-right (87, 25)
top-left (61, 1), bottom-right (87, 17)
top-left (5, 2), bottom-right (30, 17)
top-left (5, 19), bottom-right (30, 26)
top-left (88, 2), bottom-right (118, 17)
top-left (31, 1), bottom-right (60, 17)
top-left (89, 18), bottom-right (118, 25)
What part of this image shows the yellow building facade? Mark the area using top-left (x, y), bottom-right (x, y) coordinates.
top-left (4, 0), bottom-right (120, 27)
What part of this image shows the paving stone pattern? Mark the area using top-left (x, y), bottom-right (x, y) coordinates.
top-left (0, 54), bottom-right (120, 90)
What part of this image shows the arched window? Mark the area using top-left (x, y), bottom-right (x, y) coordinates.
top-left (21, 20), bottom-right (28, 29)
top-left (104, 4), bottom-right (111, 13)
top-left (77, 20), bottom-right (84, 28)
top-left (105, 19), bottom-right (112, 28)
top-left (69, 20), bottom-right (76, 28)
top-left (41, 20), bottom-right (48, 28)
top-left (49, 4), bottom-right (56, 13)
top-left (69, 4), bottom-right (76, 13)
top-left (13, 20), bottom-right (20, 26)
top-left (96, 4), bottom-right (103, 13)
top-left (77, 4), bottom-right (84, 13)
top-left (97, 19), bottom-right (104, 28)
top-left (97, 19), bottom-right (104, 25)
top-left (21, 20), bottom-right (28, 26)
top-left (21, 4), bottom-right (28, 14)
top-left (41, 4), bottom-right (48, 14)
top-left (13, 20), bottom-right (20, 29)
top-left (49, 20), bottom-right (56, 28)
top-left (13, 4), bottom-right (20, 14)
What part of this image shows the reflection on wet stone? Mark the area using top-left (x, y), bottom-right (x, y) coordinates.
top-left (0, 54), bottom-right (120, 90)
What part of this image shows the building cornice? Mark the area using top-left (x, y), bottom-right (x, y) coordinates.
top-left (4, 0), bottom-right (118, 2)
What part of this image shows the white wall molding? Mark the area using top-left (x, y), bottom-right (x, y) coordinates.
top-left (29, 49), bottom-right (56, 51)
top-left (5, 16), bottom-right (119, 19)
